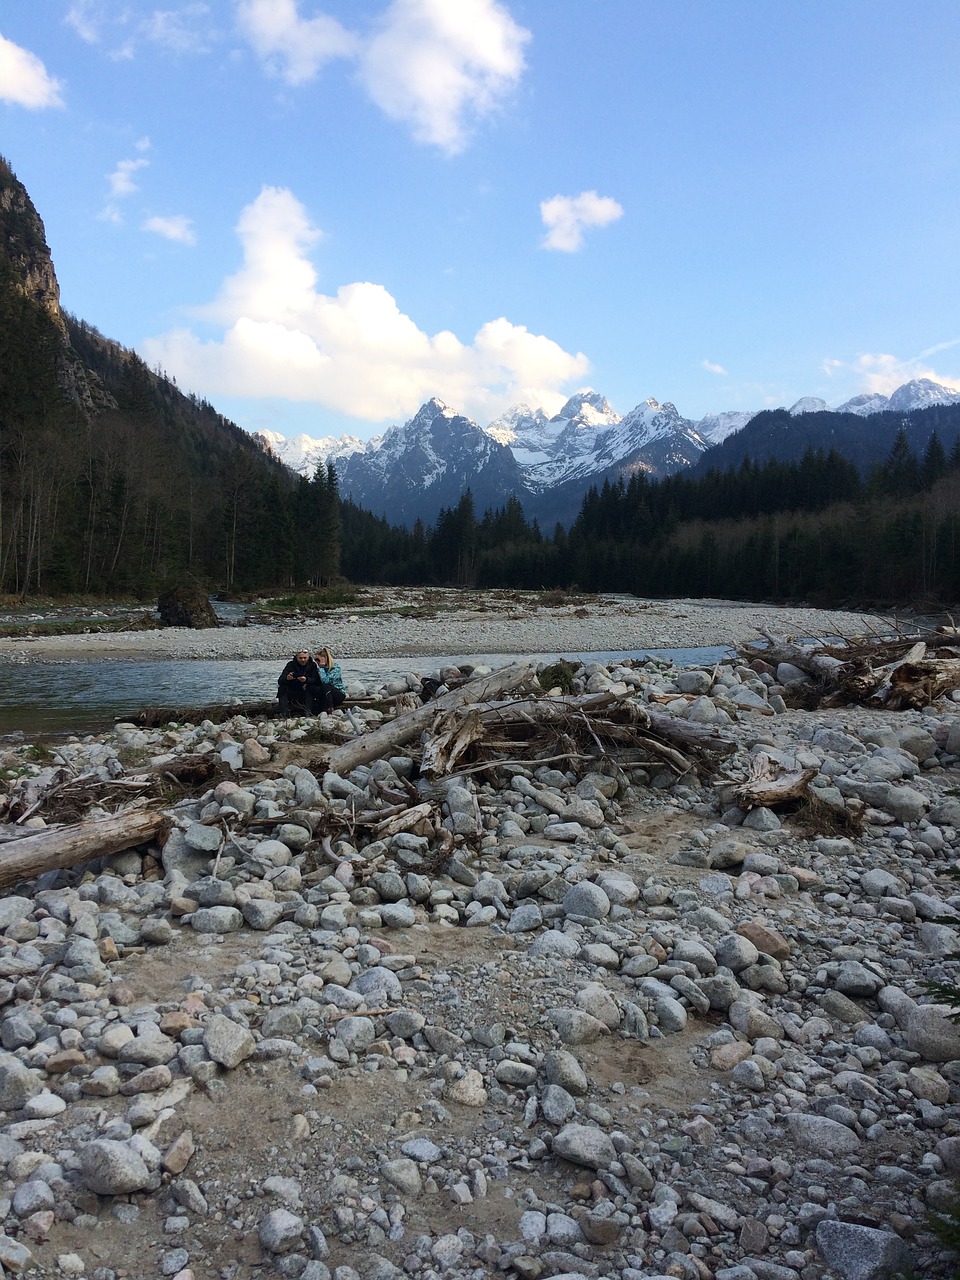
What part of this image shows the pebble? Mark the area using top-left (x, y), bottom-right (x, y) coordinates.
top-left (1, 633), bottom-right (960, 1277)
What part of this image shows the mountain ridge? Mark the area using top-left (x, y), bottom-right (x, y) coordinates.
top-left (258, 378), bottom-right (960, 528)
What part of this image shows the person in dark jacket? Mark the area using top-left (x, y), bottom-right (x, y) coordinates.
top-left (277, 649), bottom-right (320, 715)
top-left (314, 646), bottom-right (346, 712)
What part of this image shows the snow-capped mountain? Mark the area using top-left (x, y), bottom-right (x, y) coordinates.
top-left (334, 398), bottom-right (524, 525)
top-left (253, 377), bottom-right (960, 526)
top-left (788, 396), bottom-right (830, 415)
top-left (887, 377), bottom-right (960, 412)
top-left (253, 429), bottom-right (370, 477)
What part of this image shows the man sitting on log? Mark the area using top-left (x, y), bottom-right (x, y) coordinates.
top-left (277, 649), bottom-right (320, 716)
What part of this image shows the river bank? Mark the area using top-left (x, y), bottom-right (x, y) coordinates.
top-left (0, 589), bottom-right (885, 665)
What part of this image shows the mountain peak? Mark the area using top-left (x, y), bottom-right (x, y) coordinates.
top-left (887, 378), bottom-right (960, 412)
top-left (555, 389), bottom-right (618, 425)
top-left (789, 396), bottom-right (830, 415)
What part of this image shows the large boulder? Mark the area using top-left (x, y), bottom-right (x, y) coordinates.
top-left (157, 580), bottom-right (219, 629)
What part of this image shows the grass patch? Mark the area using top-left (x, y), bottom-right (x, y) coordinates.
top-left (788, 792), bottom-right (864, 838)
top-left (253, 585), bottom-right (360, 614)
top-left (538, 660), bottom-right (577, 694)
top-left (0, 614), bottom-right (161, 639)
top-left (535, 588), bottom-right (591, 608)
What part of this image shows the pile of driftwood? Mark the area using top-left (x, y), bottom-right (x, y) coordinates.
top-left (743, 627), bottom-right (960, 711)
top-left (0, 662), bottom-right (738, 895)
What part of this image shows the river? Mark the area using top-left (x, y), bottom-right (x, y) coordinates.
top-left (0, 646), bottom-right (734, 737)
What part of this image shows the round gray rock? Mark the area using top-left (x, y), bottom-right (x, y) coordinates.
top-left (80, 1140), bottom-right (151, 1195)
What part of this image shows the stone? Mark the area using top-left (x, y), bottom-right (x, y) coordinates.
top-left (815, 1219), bottom-right (913, 1280)
top-left (541, 1083), bottom-right (576, 1125)
top-left (530, 930), bottom-right (580, 958)
top-left (562, 881), bottom-right (611, 919)
top-left (203, 1014), bottom-right (255, 1069)
top-left (444, 1069), bottom-right (487, 1107)
top-left (79, 1140), bottom-right (151, 1195)
top-left (190, 906), bottom-right (243, 933)
top-left (335, 1017), bottom-right (376, 1054)
top-left (786, 1113), bottom-right (861, 1155)
top-left (905, 1004), bottom-right (960, 1063)
top-left (380, 1158), bottom-right (421, 1197)
top-left (552, 1124), bottom-right (616, 1170)
top-left (549, 1008), bottom-right (609, 1044)
top-left (157, 580), bottom-right (219, 628)
top-left (736, 920), bottom-right (791, 960)
top-left (0, 1054), bottom-right (41, 1110)
top-left (258, 1208), bottom-right (304, 1254)
top-left (543, 1050), bottom-right (589, 1096)
top-left (242, 899), bottom-right (284, 931)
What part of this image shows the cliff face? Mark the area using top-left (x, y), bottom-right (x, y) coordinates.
top-left (0, 155), bottom-right (113, 414)
top-left (0, 156), bottom-right (65, 329)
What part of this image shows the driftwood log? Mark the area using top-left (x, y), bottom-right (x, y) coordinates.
top-left (324, 662), bottom-right (536, 775)
top-left (744, 630), bottom-right (960, 710)
top-left (418, 689), bottom-right (736, 778)
top-left (0, 809), bottom-right (167, 893)
top-left (733, 753), bottom-right (818, 810)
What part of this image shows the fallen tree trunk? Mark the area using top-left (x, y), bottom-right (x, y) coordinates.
top-left (0, 808), bottom-right (167, 893)
top-left (749, 632), bottom-right (847, 682)
top-left (887, 658), bottom-right (960, 709)
top-left (733, 753), bottom-right (818, 810)
top-left (746, 631), bottom-right (960, 709)
top-left (324, 663), bottom-right (535, 775)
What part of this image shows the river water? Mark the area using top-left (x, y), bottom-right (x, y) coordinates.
top-left (0, 646), bottom-right (734, 737)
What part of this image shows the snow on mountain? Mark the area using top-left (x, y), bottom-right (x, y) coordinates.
top-left (336, 398), bottom-right (523, 524)
top-left (834, 379), bottom-right (960, 417)
top-left (834, 392), bottom-right (890, 416)
top-left (887, 377), bottom-right (960, 412)
top-left (249, 376), bottom-right (960, 527)
top-left (254, 429), bottom-right (368, 478)
top-left (694, 409), bottom-right (755, 445)
top-left (789, 396), bottom-right (830, 415)
top-left (485, 403), bottom-right (553, 455)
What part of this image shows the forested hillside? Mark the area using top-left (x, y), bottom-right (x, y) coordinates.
top-left (694, 402), bottom-right (960, 476)
top-left (341, 430), bottom-right (960, 607)
top-left (0, 156), bottom-right (340, 596)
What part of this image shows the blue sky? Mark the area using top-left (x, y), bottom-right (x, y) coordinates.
top-left (2, 0), bottom-right (959, 443)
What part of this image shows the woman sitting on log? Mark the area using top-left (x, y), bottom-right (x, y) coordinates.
top-left (314, 646), bottom-right (347, 712)
top-left (277, 649), bottom-right (320, 715)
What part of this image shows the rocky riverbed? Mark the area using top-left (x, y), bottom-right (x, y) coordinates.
top-left (0, 627), bottom-right (959, 1279)
top-left (0, 590), bottom-right (883, 663)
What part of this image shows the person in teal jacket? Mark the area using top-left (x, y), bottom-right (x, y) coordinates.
top-left (314, 646), bottom-right (346, 712)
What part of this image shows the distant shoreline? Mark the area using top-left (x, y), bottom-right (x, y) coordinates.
top-left (0, 591), bottom-right (886, 665)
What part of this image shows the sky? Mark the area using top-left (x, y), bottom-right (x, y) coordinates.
top-left (2, 0), bottom-right (960, 445)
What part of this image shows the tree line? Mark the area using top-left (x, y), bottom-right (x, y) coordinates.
top-left (340, 427), bottom-right (960, 606)
top-left (0, 290), bottom-right (341, 597)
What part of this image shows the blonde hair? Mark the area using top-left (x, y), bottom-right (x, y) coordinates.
top-left (315, 646), bottom-right (334, 667)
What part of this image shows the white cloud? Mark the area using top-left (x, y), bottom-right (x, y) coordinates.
top-left (0, 33), bottom-right (65, 108)
top-left (142, 186), bottom-right (588, 424)
top-left (840, 351), bottom-right (960, 396)
top-left (144, 214), bottom-right (197, 245)
top-left (65, 2), bottom-right (106, 44)
top-left (143, 5), bottom-right (214, 54)
top-left (107, 155), bottom-right (149, 198)
top-left (540, 191), bottom-right (624, 252)
top-left (67, 2), bottom-right (214, 57)
top-left (702, 360), bottom-right (727, 376)
top-left (235, 0), bottom-right (358, 85)
top-left (357, 0), bottom-right (530, 154)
